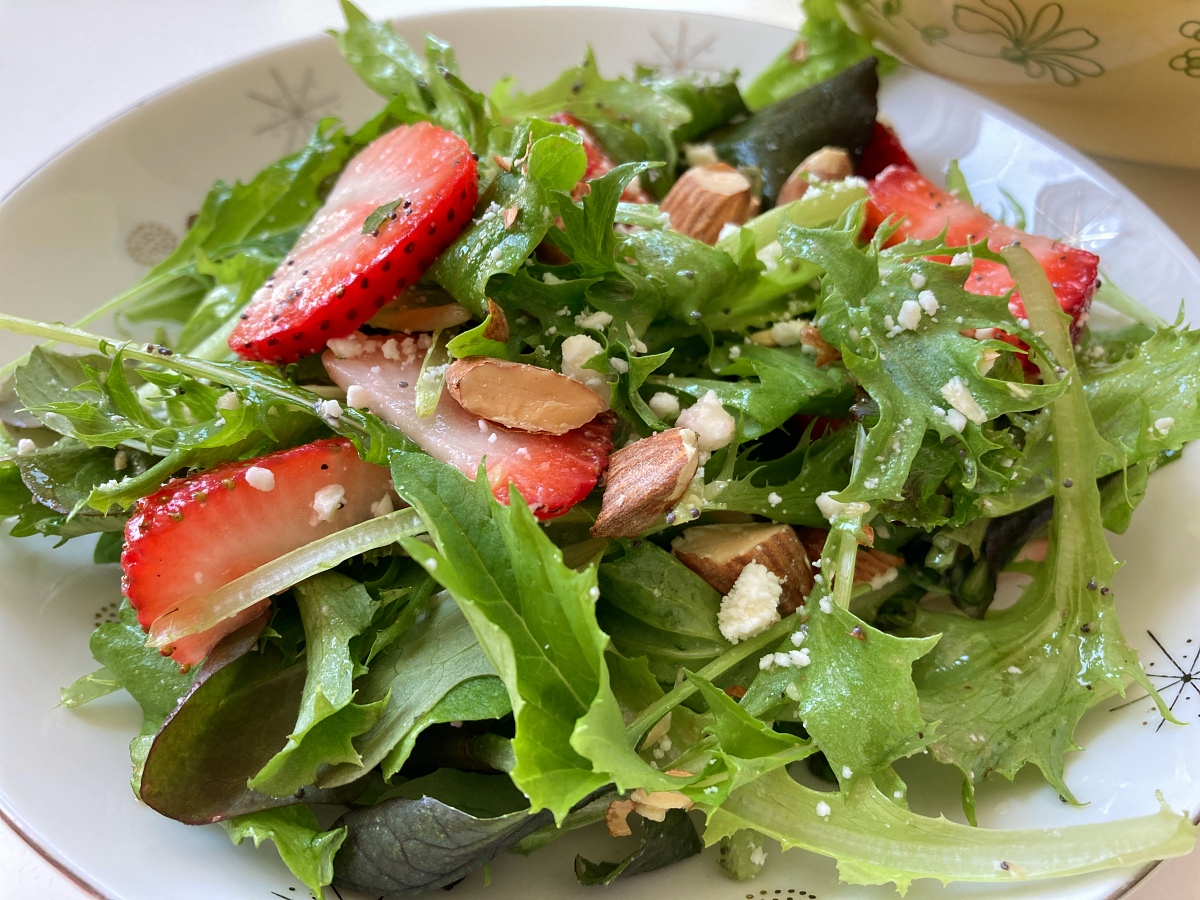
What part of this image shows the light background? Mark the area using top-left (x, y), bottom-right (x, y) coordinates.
top-left (0, 1), bottom-right (1198, 897)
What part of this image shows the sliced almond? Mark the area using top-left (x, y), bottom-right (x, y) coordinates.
top-left (796, 526), bottom-right (903, 589)
top-left (629, 788), bottom-right (694, 822)
top-left (798, 322), bottom-right (841, 367)
top-left (592, 428), bottom-right (699, 538)
top-left (660, 163), bottom-right (758, 245)
top-left (444, 357), bottom-right (606, 435)
top-left (605, 799), bottom-right (636, 837)
top-left (483, 298), bottom-right (509, 342)
top-left (368, 286), bottom-right (473, 333)
top-left (672, 522), bottom-right (813, 614)
top-left (777, 146), bottom-right (855, 206)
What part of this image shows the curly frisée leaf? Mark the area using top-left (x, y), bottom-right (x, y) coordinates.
top-left (706, 768), bottom-right (1195, 892)
top-left (901, 247), bottom-right (1172, 803)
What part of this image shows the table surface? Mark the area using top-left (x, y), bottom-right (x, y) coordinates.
top-left (1, 2), bottom-right (1199, 898)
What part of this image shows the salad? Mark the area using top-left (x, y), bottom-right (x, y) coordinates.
top-left (2, 1), bottom-right (1198, 896)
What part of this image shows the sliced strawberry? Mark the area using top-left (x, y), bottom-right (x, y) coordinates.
top-left (229, 122), bottom-right (479, 364)
top-left (858, 122), bottom-right (916, 180)
top-left (548, 113), bottom-right (652, 203)
top-left (865, 165), bottom-right (1099, 339)
top-left (122, 438), bottom-right (395, 667)
top-left (323, 334), bottom-right (612, 518)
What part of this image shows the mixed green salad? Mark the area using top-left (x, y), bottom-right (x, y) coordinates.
top-left (2, 1), bottom-right (1199, 896)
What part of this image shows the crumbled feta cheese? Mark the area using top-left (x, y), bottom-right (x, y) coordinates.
top-left (841, 766), bottom-right (854, 779)
top-left (588, 585), bottom-right (600, 601)
top-left (625, 323), bottom-right (648, 355)
top-left (1008, 382), bottom-right (1032, 399)
top-left (326, 333), bottom-right (377, 359)
top-left (560, 334), bottom-right (611, 404)
top-left (945, 408), bottom-right (968, 432)
top-left (676, 390), bottom-right (735, 451)
top-left (815, 801), bottom-right (832, 818)
top-left (488, 433), bottom-right (498, 444)
top-left (870, 567), bottom-right (899, 591)
top-left (648, 392), bottom-right (680, 422)
top-left (818, 597), bottom-right (833, 614)
top-left (609, 356), bottom-right (630, 375)
top-left (574, 309), bottom-right (613, 331)
top-left (317, 399), bottom-right (343, 420)
top-left (15, 438), bottom-right (36, 456)
top-left (790, 630), bottom-right (806, 647)
top-left (728, 345), bottom-right (742, 359)
top-left (557, 306), bottom-right (572, 317)
top-left (815, 491), bottom-right (870, 523)
top-left (767, 491), bottom-right (783, 508)
top-left (311, 484), bottom-right (346, 523)
top-left (515, 446), bottom-right (531, 459)
top-left (718, 561), bottom-right (783, 643)
top-left (215, 391), bottom-right (240, 411)
top-left (788, 649), bottom-right (811, 667)
top-left (917, 290), bottom-right (939, 317)
top-left (370, 494), bottom-right (395, 517)
top-left (1006, 665), bottom-right (1023, 675)
top-left (749, 845), bottom-right (768, 867)
top-left (683, 143), bottom-right (720, 168)
top-left (909, 272), bottom-right (926, 290)
top-left (896, 299), bottom-right (923, 331)
top-left (1155, 416), bottom-right (1175, 436)
top-left (941, 376), bottom-right (987, 424)
top-left (784, 682), bottom-right (803, 702)
top-left (542, 271), bottom-right (566, 286)
top-left (244, 466), bottom-right (275, 492)
top-left (345, 384), bottom-right (370, 409)
top-left (770, 319), bottom-right (806, 347)
top-left (381, 338), bottom-right (402, 360)
top-left (951, 251), bottom-right (973, 267)
top-left (717, 222), bottom-right (742, 242)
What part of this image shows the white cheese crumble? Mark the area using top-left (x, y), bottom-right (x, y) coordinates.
top-left (896, 299), bottom-right (923, 331)
top-left (370, 494), bottom-right (395, 517)
top-left (1155, 416), bottom-right (1175, 436)
top-left (945, 408), bottom-right (968, 433)
top-left (574, 309), bottom-right (613, 331)
top-left (728, 345), bottom-right (742, 359)
top-left (951, 251), bottom-right (973, 267)
top-left (215, 391), bottom-right (240, 411)
top-left (311, 484), bottom-right (346, 524)
top-left (15, 438), bottom-right (36, 456)
top-left (625, 322), bottom-right (648, 355)
top-left (815, 491), bottom-right (870, 523)
top-left (917, 290), bottom-right (939, 317)
top-left (318, 399), bottom-right (343, 420)
top-left (770, 319), bottom-right (806, 347)
top-left (815, 801), bottom-right (832, 818)
top-left (818, 597), bottom-right (833, 614)
top-left (609, 357), bottom-right (630, 375)
top-left (345, 384), bottom-right (370, 409)
top-left (1007, 665), bottom-right (1023, 675)
top-left (381, 338), bottom-right (402, 360)
top-left (842, 766), bottom-right (854, 779)
top-left (910, 272), bottom-right (926, 290)
top-left (541, 272), bottom-right (565, 286)
top-left (749, 845), bottom-right (768, 867)
top-left (683, 142), bottom-right (720, 168)
top-left (327, 333), bottom-right (378, 359)
top-left (767, 491), bottom-right (783, 508)
top-left (718, 561), bottom-right (782, 644)
top-left (790, 629), bottom-right (807, 647)
top-left (869, 567), bottom-right (899, 591)
top-left (560, 334), bottom-right (611, 404)
top-left (676, 390), bottom-right (735, 451)
top-left (648, 392), bottom-right (680, 422)
top-left (244, 466), bottom-right (275, 492)
top-left (940, 376), bottom-right (987, 424)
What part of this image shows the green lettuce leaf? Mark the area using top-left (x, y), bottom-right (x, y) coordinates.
top-left (223, 805), bottom-right (346, 900)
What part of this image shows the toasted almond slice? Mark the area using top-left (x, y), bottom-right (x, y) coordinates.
top-left (672, 522), bottom-right (813, 614)
top-left (444, 356), bottom-right (606, 435)
top-left (661, 163), bottom-right (758, 245)
top-left (605, 799), bottom-right (636, 837)
top-left (796, 526), bottom-right (903, 589)
top-left (777, 146), bottom-right (855, 206)
top-left (592, 428), bottom-right (699, 538)
top-left (368, 285), bottom-right (473, 333)
top-left (630, 788), bottom-right (694, 822)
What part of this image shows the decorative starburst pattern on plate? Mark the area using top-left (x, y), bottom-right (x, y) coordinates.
top-left (1032, 179), bottom-right (1124, 253)
top-left (640, 21), bottom-right (722, 76)
top-left (1110, 631), bottom-right (1200, 731)
top-left (247, 67), bottom-right (338, 151)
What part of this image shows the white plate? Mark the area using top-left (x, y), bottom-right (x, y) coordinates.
top-left (2, 5), bottom-right (1199, 900)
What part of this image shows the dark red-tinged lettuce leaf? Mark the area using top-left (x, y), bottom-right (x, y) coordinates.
top-left (574, 808), bottom-right (702, 885)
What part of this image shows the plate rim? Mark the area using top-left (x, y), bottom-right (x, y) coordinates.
top-left (0, 4), bottom-right (1196, 899)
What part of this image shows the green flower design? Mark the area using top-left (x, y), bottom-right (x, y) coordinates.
top-left (952, 0), bottom-right (1103, 86)
top-left (1170, 21), bottom-right (1200, 78)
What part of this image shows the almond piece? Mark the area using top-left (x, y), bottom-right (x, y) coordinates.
top-left (444, 357), bottom-right (606, 435)
top-left (592, 428), bottom-right (699, 537)
top-left (605, 799), bottom-right (636, 837)
top-left (368, 286), bottom-right (473, 333)
top-left (660, 163), bottom-right (758, 245)
top-left (777, 146), bottom-right (855, 206)
top-left (672, 522), bottom-right (813, 614)
top-left (796, 527), bottom-right (903, 589)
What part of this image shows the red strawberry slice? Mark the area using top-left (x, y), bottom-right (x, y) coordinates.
top-left (858, 121), bottom-right (917, 179)
top-left (865, 165), bottom-right (1098, 339)
top-left (229, 122), bottom-right (479, 364)
top-left (122, 437), bottom-right (395, 668)
top-left (548, 113), bottom-right (652, 203)
top-left (322, 334), bottom-right (613, 518)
